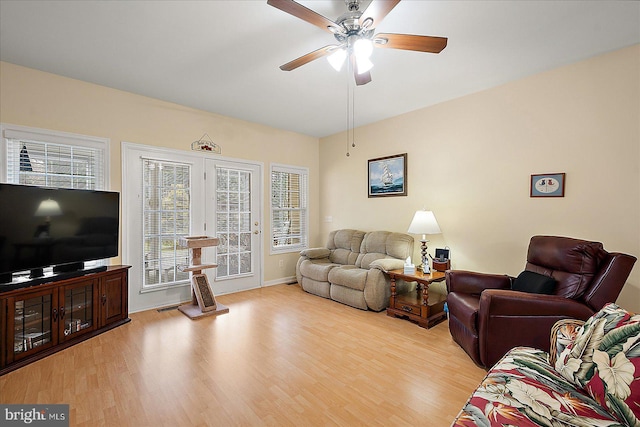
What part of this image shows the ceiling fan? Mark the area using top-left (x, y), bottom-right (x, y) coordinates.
top-left (267, 0), bottom-right (447, 85)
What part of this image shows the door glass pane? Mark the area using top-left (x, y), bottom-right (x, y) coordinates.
top-left (216, 167), bottom-right (252, 279)
top-left (64, 284), bottom-right (93, 337)
top-left (14, 295), bottom-right (52, 354)
top-left (142, 159), bottom-right (191, 288)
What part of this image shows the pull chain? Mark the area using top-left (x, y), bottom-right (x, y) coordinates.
top-left (346, 58), bottom-right (351, 157)
top-left (345, 58), bottom-right (357, 157)
top-left (352, 85), bottom-right (356, 149)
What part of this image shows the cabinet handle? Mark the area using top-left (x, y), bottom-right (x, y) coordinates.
top-left (401, 305), bottom-right (414, 313)
top-left (59, 306), bottom-right (65, 320)
top-left (101, 295), bottom-right (107, 305)
top-left (52, 308), bottom-right (58, 322)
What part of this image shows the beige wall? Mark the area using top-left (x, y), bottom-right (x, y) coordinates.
top-left (0, 61), bottom-right (320, 285)
top-left (1, 45), bottom-right (638, 312)
top-left (319, 45), bottom-right (640, 312)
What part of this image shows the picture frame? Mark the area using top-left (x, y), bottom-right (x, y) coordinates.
top-left (530, 173), bottom-right (565, 197)
top-left (368, 153), bottom-right (407, 197)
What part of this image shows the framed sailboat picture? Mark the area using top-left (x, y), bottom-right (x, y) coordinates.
top-left (368, 153), bottom-right (407, 197)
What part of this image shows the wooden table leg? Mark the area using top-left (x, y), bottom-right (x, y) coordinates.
top-left (389, 276), bottom-right (397, 308)
top-left (421, 282), bottom-right (429, 306)
top-left (421, 282), bottom-right (430, 327)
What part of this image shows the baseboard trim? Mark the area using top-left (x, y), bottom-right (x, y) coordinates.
top-left (264, 276), bottom-right (297, 287)
top-left (131, 277), bottom-right (298, 313)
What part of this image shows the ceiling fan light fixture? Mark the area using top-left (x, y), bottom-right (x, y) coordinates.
top-left (355, 56), bottom-right (373, 74)
top-left (328, 25), bottom-right (344, 35)
top-left (327, 48), bottom-right (347, 71)
top-left (353, 37), bottom-right (373, 74)
top-left (353, 37), bottom-right (373, 59)
top-left (361, 17), bottom-right (374, 30)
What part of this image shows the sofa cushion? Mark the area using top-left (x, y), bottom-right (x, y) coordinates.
top-left (356, 231), bottom-right (413, 269)
top-left (330, 248), bottom-right (357, 265)
top-left (328, 266), bottom-right (368, 291)
top-left (511, 270), bottom-right (556, 294)
top-left (330, 284), bottom-right (367, 310)
top-left (549, 319), bottom-right (584, 366)
top-left (453, 346), bottom-right (620, 426)
top-left (555, 303), bottom-right (640, 425)
top-left (298, 260), bottom-right (339, 282)
top-left (327, 229), bottom-right (365, 265)
top-left (299, 277), bottom-right (330, 299)
top-left (329, 229), bottom-right (365, 252)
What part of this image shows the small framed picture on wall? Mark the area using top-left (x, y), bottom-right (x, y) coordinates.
top-left (530, 173), bottom-right (565, 197)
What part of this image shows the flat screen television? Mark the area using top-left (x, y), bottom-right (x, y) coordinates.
top-left (0, 183), bottom-right (120, 285)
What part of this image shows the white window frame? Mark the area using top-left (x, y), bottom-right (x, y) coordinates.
top-left (270, 163), bottom-right (309, 254)
top-left (0, 123), bottom-right (110, 186)
top-left (0, 123), bottom-right (111, 270)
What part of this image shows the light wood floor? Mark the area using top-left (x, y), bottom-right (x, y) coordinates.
top-left (0, 284), bottom-right (486, 426)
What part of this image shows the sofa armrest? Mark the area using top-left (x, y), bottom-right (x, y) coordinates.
top-left (445, 270), bottom-right (511, 295)
top-left (299, 247), bottom-right (331, 260)
top-left (479, 290), bottom-right (595, 318)
top-left (477, 289), bottom-right (595, 367)
top-left (549, 319), bottom-right (585, 366)
top-left (369, 258), bottom-right (404, 272)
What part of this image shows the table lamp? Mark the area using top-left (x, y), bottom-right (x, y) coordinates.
top-left (407, 210), bottom-right (441, 273)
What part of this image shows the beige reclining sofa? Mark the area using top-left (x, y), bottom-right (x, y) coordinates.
top-left (295, 229), bottom-right (414, 311)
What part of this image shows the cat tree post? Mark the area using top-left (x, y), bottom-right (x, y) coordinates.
top-left (177, 236), bottom-right (229, 319)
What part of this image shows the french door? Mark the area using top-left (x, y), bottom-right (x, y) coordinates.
top-left (205, 159), bottom-right (262, 294)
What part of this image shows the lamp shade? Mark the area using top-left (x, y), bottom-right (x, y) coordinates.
top-left (35, 198), bottom-right (62, 217)
top-left (327, 48), bottom-right (347, 71)
top-left (407, 210), bottom-right (441, 235)
top-left (353, 38), bottom-right (374, 74)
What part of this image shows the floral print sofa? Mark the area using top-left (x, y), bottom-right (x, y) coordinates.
top-left (452, 303), bottom-right (640, 426)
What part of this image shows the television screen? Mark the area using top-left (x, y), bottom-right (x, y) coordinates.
top-left (0, 184), bottom-right (119, 278)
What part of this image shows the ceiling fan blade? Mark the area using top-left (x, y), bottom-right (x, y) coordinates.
top-left (359, 0), bottom-right (401, 29)
top-left (374, 33), bottom-right (447, 53)
top-left (268, 0), bottom-right (341, 34)
top-left (279, 45), bottom-right (340, 71)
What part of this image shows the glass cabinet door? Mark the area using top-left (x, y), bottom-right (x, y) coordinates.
top-left (62, 282), bottom-right (95, 340)
top-left (13, 292), bottom-right (54, 358)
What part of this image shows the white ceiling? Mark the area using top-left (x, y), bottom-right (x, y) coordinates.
top-left (1, 1), bottom-right (639, 138)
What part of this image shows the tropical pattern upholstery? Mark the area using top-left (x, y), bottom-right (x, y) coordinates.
top-left (452, 303), bottom-right (640, 427)
top-left (555, 303), bottom-right (640, 426)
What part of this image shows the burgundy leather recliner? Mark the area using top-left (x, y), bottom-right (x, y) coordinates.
top-left (446, 235), bottom-right (636, 368)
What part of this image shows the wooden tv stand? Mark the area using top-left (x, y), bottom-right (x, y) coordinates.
top-left (0, 265), bottom-right (130, 375)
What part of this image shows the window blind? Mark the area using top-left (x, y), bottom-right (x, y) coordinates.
top-left (6, 139), bottom-right (104, 189)
top-left (271, 164), bottom-right (308, 252)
